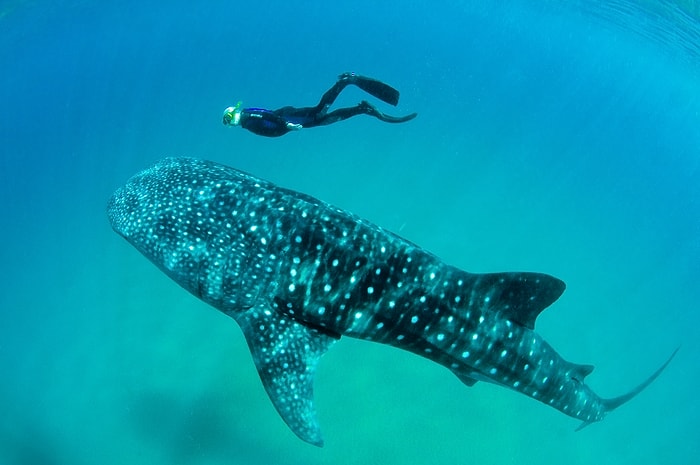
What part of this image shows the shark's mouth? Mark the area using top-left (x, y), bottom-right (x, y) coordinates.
top-left (106, 187), bottom-right (125, 236)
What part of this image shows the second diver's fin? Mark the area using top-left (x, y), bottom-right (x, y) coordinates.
top-left (359, 100), bottom-right (418, 124)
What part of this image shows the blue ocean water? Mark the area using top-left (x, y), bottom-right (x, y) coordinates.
top-left (1, 0), bottom-right (698, 463)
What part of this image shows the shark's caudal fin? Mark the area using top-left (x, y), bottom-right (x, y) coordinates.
top-left (576, 347), bottom-right (679, 431)
top-left (234, 303), bottom-right (339, 446)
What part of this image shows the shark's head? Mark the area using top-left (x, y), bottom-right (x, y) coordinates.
top-left (108, 159), bottom-right (201, 294)
top-left (108, 158), bottom-right (250, 306)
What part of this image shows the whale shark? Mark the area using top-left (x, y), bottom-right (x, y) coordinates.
top-left (108, 157), bottom-right (676, 446)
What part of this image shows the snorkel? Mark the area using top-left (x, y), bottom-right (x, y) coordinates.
top-left (222, 101), bottom-right (243, 126)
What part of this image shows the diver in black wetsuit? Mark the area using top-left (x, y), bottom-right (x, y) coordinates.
top-left (222, 72), bottom-right (417, 137)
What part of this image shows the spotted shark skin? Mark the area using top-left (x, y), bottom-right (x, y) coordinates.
top-left (108, 157), bottom-right (676, 446)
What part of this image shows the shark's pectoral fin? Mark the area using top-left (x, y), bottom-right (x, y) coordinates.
top-left (234, 303), bottom-right (338, 447)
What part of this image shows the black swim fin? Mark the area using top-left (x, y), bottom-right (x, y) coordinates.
top-left (359, 100), bottom-right (417, 123)
top-left (340, 72), bottom-right (402, 106)
top-left (375, 110), bottom-right (418, 123)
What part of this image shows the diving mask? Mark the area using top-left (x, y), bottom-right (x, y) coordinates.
top-left (222, 102), bottom-right (242, 126)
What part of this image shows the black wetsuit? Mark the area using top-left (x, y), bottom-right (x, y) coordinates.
top-left (237, 73), bottom-right (417, 138)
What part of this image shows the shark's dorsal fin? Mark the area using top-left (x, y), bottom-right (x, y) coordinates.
top-left (473, 272), bottom-right (566, 330)
top-left (454, 372), bottom-right (479, 387)
top-left (234, 303), bottom-right (338, 446)
top-left (570, 363), bottom-right (595, 383)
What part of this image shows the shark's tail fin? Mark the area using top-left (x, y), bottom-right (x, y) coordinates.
top-left (602, 347), bottom-right (679, 412)
top-left (576, 347), bottom-right (679, 431)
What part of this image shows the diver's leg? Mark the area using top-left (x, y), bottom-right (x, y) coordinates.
top-left (313, 105), bottom-right (366, 126)
top-left (312, 73), bottom-right (406, 116)
top-left (313, 77), bottom-right (352, 113)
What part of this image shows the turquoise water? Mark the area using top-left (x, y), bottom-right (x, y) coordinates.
top-left (1, 1), bottom-right (698, 463)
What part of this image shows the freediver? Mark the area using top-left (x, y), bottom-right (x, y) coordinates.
top-left (222, 72), bottom-right (417, 137)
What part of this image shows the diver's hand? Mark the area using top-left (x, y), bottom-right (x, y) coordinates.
top-left (286, 122), bottom-right (303, 130)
